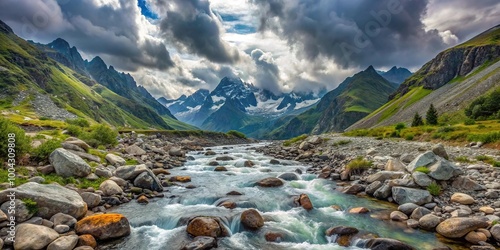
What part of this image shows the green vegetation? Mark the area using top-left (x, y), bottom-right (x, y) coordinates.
top-left (21, 198), bottom-right (38, 214)
top-left (346, 156), bottom-right (373, 170)
top-left (427, 182), bottom-right (441, 196)
top-left (0, 168), bottom-right (28, 187)
top-left (125, 158), bottom-right (139, 165)
top-left (332, 140), bottom-right (351, 146)
top-left (492, 220), bottom-right (499, 226)
top-left (66, 125), bottom-right (83, 137)
top-left (454, 156), bottom-right (472, 163)
top-left (226, 130), bottom-right (247, 139)
top-left (41, 174), bottom-right (107, 189)
top-left (415, 166), bottom-right (430, 174)
top-left (465, 87), bottom-right (500, 120)
top-left (405, 134), bottom-right (414, 141)
top-left (83, 124), bottom-right (118, 148)
top-left (66, 118), bottom-right (90, 127)
top-left (426, 104), bottom-right (439, 125)
top-left (395, 123), bottom-right (406, 131)
top-left (0, 117), bottom-right (31, 161)
top-left (283, 134), bottom-right (308, 146)
top-left (32, 139), bottom-right (61, 161)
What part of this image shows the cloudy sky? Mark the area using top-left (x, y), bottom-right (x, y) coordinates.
top-left (1, 0), bottom-right (499, 99)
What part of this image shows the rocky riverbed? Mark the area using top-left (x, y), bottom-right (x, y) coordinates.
top-left (256, 134), bottom-right (500, 249)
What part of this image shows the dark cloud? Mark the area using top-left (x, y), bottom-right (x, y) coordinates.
top-left (250, 0), bottom-right (450, 68)
top-left (250, 49), bottom-right (281, 94)
top-left (0, 0), bottom-right (174, 71)
top-left (154, 0), bottom-right (241, 64)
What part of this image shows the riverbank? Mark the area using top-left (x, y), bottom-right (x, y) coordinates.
top-left (256, 134), bottom-right (500, 249)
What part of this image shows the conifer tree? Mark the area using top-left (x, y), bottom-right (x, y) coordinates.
top-left (426, 104), bottom-right (438, 125)
top-left (412, 112), bottom-right (424, 127)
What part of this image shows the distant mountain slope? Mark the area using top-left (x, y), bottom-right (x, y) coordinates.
top-left (349, 24), bottom-right (500, 130)
top-left (0, 20), bottom-right (194, 130)
top-left (268, 66), bottom-right (398, 139)
top-left (379, 66), bottom-right (412, 84)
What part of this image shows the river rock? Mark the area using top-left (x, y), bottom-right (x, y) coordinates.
top-left (0, 182), bottom-right (87, 219)
top-left (187, 217), bottom-right (225, 237)
top-left (491, 224), bottom-right (500, 242)
top-left (406, 151), bottom-right (436, 172)
top-left (451, 176), bottom-right (485, 191)
top-left (170, 176), bottom-right (191, 182)
top-left (298, 194), bottom-right (313, 210)
top-left (349, 207), bottom-right (369, 214)
top-left (216, 156), bottom-right (234, 161)
top-left (99, 180), bottom-right (123, 196)
top-left (244, 160), bottom-right (255, 167)
top-left (412, 172), bottom-right (433, 187)
top-left (47, 235), bottom-right (79, 250)
top-left (265, 232), bottom-right (283, 242)
top-left (241, 209), bottom-right (264, 229)
top-left (54, 224), bottom-right (70, 233)
top-left (465, 231), bottom-right (487, 244)
top-left (270, 159), bottom-right (280, 164)
top-left (257, 177), bottom-right (283, 187)
top-left (365, 181), bottom-right (382, 195)
top-left (183, 236), bottom-right (217, 250)
top-left (418, 214), bottom-right (442, 230)
top-left (0, 199), bottom-right (33, 222)
top-left (134, 171), bottom-right (163, 192)
top-left (432, 144), bottom-right (449, 160)
top-left (325, 226), bottom-right (359, 236)
top-left (105, 153), bottom-right (126, 166)
top-left (76, 213), bottom-right (131, 240)
top-left (366, 171), bottom-right (404, 183)
top-left (385, 159), bottom-right (406, 172)
top-left (114, 164), bottom-right (149, 180)
top-left (299, 141), bottom-right (311, 150)
top-left (208, 161), bottom-right (219, 166)
top-left (427, 160), bottom-right (462, 181)
top-left (392, 187), bottom-right (432, 205)
top-left (169, 147), bottom-right (184, 157)
top-left (14, 223), bottom-right (59, 250)
top-left (51, 212), bottom-right (77, 227)
top-left (95, 167), bottom-right (113, 178)
top-left (62, 142), bottom-right (85, 152)
top-left (390, 211), bottom-right (408, 221)
top-left (410, 207), bottom-right (431, 220)
top-left (205, 150), bottom-right (216, 156)
top-left (450, 193), bottom-right (475, 205)
top-left (373, 184), bottom-right (392, 199)
top-left (80, 192), bottom-right (101, 209)
top-left (214, 166), bottom-right (227, 171)
top-left (343, 184), bottom-right (365, 195)
top-left (49, 148), bottom-right (91, 178)
top-left (77, 234), bottom-right (97, 248)
top-left (365, 238), bottom-right (416, 250)
top-left (278, 172), bottom-right (299, 181)
top-left (436, 218), bottom-right (489, 238)
top-left (125, 145), bottom-right (146, 156)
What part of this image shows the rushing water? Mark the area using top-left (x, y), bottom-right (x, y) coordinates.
top-left (107, 143), bottom-right (456, 250)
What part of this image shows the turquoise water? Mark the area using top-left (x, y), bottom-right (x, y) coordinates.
top-left (107, 143), bottom-right (456, 250)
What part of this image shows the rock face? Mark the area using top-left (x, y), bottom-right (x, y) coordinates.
top-left (186, 217), bottom-right (226, 237)
top-left (14, 223), bottom-right (59, 250)
top-left (436, 218), bottom-right (489, 238)
top-left (256, 177), bottom-right (283, 187)
top-left (49, 148), bottom-right (91, 178)
top-left (392, 187), bottom-right (432, 205)
top-left (240, 209), bottom-right (264, 229)
top-left (75, 214), bottom-right (131, 240)
top-left (0, 182), bottom-right (87, 219)
top-left (364, 238), bottom-right (416, 250)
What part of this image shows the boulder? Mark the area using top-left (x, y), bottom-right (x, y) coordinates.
top-left (54, 224), bottom-right (70, 233)
top-left (77, 234), bottom-right (97, 249)
top-left (307, 136), bottom-right (323, 144)
top-left (257, 177), bottom-right (283, 187)
top-left (0, 182), bottom-right (86, 219)
top-left (99, 180), bottom-right (123, 196)
top-left (451, 177), bottom-right (485, 191)
top-left (450, 193), bottom-right (475, 205)
top-left (432, 144), bottom-right (449, 160)
top-left (410, 207), bottom-right (431, 220)
top-left (406, 151), bottom-right (436, 172)
top-left (348, 207), bottom-right (369, 214)
top-left (385, 159), bottom-right (406, 172)
top-left (170, 176), bottom-right (191, 182)
top-left (398, 203), bottom-right (419, 215)
top-left (214, 166), bottom-right (228, 171)
top-left (243, 160), bottom-right (255, 167)
top-left (366, 171), bottom-right (405, 183)
top-left (51, 212), bottom-right (77, 227)
top-left (392, 187), bottom-right (432, 205)
top-left (390, 211), bottom-right (408, 221)
top-left (298, 194), bottom-right (313, 210)
top-left (216, 156), bottom-right (234, 161)
top-left (47, 235), bottom-right (79, 250)
top-left (125, 145), bottom-right (146, 156)
top-left (62, 142), bottom-right (86, 152)
top-left (278, 172), bottom-right (299, 181)
top-left (490, 224), bottom-right (500, 242)
top-left (299, 141), bottom-right (311, 150)
top-left (479, 206), bottom-right (494, 215)
top-left (412, 172), bottom-right (433, 187)
top-left (464, 231), bottom-right (487, 244)
top-left (133, 171), bottom-right (163, 192)
top-left (137, 195), bottom-right (149, 204)
top-left (80, 192), bottom-right (101, 209)
top-left (365, 181), bottom-right (382, 196)
top-left (241, 209), bottom-right (264, 229)
top-left (270, 159), bottom-right (280, 164)
top-left (68, 150), bottom-right (102, 163)
top-left (65, 137), bottom-right (91, 151)
top-left (427, 160), bottom-right (462, 181)
top-left (114, 164), bottom-right (149, 180)
top-left (105, 153), bottom-right (126, 166)
top-left (343, 184), bottom-right (365, 195)
top-left (208, 161), bottom-right (219, 166)
top-left (186, 217), bottom-right (226, 237)
top-left (95, 167), bottom-right (113, 178)
top-left (14, 224), bottom-right (59, 250)
top-left (0, 199), bottom-right (33, 222)
top-left (183, 236), bottom-right (217, 250)
top-left (418, 214), bottom-right (442, 230)
top-left (169, 147), bottom-right (184, 157)
top-left (325, 226), bottom-right (359, 236)
top-left (436, 218), bottom-right (489, 238)
top-left (49, 148), bottom-right (91, 178)
top-left (75, 214), bottom-right (131, 240)
top-left (365, 238), bottom-right (416, 250)
top-left (373, 184), bottom-right (392, 199)
top-left (204, 150), bottom-right (216, 156)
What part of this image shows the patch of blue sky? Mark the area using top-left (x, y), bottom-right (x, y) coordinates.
top-left (138, 0), bottom-right (159, 20)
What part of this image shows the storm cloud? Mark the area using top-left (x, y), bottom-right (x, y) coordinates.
top-left (250, 0), bottom-right (449, 69)
top-left (250, 49), bottom-right (282, 94)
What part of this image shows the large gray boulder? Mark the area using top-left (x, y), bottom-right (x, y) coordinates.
top-left (65, 137), bottom-right (90, 151)
top-left (49, 148), bottom-right (91, 178)
top-left (406, 151), bottom-right (436, 172)
top-left (114, 164), bottom-right (149, 180)
top-left (0, 199), bottom-right (33, 222)
top-left (392, 187), bottom-right (432, 205)
top-left (133, 170), bottom-right (163, 192)
top-left (80, 192), bottom-right (101, 209)
top-left (427, 160), bottom-right (462, 181)
top-left (14, 223), bottom-right (59, 250)
top-left (0, 182), bottom-right (87, 219)
top-left (412, 172), bottom-right (433, 187)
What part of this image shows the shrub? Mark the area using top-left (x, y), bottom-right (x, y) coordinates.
top-left (395, 123), bottom-right (406, 131)
top-left (39, 117), bottom-right (50, 121)
top-left (415, 166), bottom-right (430, 174)
top-left (467, 132), bottom-right (500, 144)
top-left (405, 134), bottom-right (414, 141)
top-left (21, 198), bottom-right (38, 214)
top-left (493, 161), bottom-right (500, 168)
top-left (66, 125), bottom-right (83, 137)
top-left (66, 118), bottom-right (90, 127)
top-left (427, 182), bottom-right (441, 196)
top-left (437, 126), bottom-right (455, 133)
top-left (390, 130), bottom-right (400, 138)
top-left (0, 117), bottom-right (31, 161)
top-left (412, 112), bottom-right (424, 127)
top-left (226, 130), bottom-right (247, 139)
top-left (464, 118), bottom-right (476, 125)
top-left (426, 104), bottom-right (438, 125)
top-left (84, 124), bottom-right (118, 148)
top-left (346, 156), bottom-right (372, 171)
top-left (32, 139), bottom-right (61, 161)
top-left (465, 87), bottom-right (500, 120)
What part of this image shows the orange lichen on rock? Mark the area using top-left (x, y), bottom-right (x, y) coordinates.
top-left (75, 214), bottom-right (131, 240)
